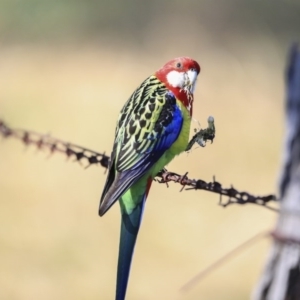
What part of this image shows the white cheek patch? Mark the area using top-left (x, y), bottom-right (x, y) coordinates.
top-left (187, 70), bottom-right (198, 93)
top-left (166, 70), bottom-right (185, 88)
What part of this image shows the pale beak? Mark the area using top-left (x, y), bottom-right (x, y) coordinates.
top-left (184, 70), bottom-right (198, 93)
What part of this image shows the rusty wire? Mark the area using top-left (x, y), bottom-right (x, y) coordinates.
top-left (0, 119), bottom-right (278, 211)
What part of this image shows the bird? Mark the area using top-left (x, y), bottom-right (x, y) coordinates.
top-left (99, 57), bottom-right (201, 300)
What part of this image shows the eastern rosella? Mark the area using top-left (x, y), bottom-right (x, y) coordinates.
top-left (99, 57), bottom-right (200, 300)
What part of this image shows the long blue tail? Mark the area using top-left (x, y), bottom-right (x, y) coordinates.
top-left (116, 198), bottom-right (145, 300)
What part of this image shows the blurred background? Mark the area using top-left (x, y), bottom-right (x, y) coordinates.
top-left (1, 0), bottom-right (300, 299)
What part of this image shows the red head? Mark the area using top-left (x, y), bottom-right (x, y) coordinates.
top-left (155, 57), bottom-right (200, 116)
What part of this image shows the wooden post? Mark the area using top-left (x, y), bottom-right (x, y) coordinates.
top-left (253, 45), bottom-right (300, 300)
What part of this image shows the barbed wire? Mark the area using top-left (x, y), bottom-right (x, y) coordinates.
top-left (0, 119), bottom-right (278, 211)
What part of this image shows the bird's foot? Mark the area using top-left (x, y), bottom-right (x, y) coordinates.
top-left (185, 116), bottom-right (215, 151)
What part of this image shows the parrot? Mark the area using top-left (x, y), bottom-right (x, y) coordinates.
top-left (99, 57), bottom-right (201, 300)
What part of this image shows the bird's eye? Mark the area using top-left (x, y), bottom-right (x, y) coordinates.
top-left (176, 62), bottom-right (182, 68)
top-left (190, 67), bottom-right (196, 72)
